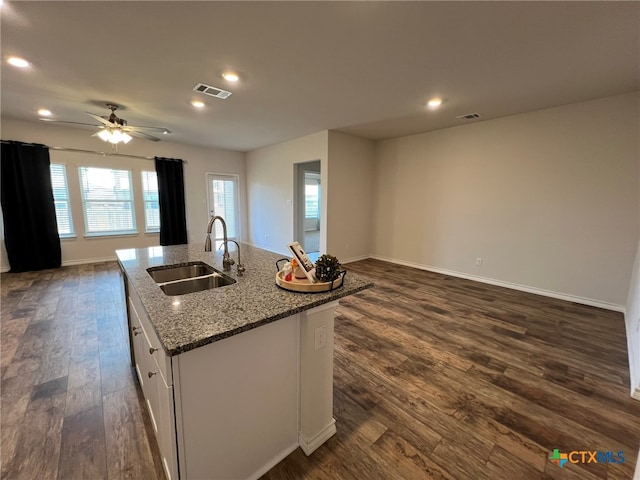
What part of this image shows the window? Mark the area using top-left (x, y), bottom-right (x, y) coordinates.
top-left (141, 171), bottom-right (160, 233)
top-left (50, 164), bottom-right (74, 237)
top-left (206, 173), bottom-right (239, 241)
top-left (305, 179), bottom-right (320, 219)
top-left (79, 166), bottom-right (136, 236)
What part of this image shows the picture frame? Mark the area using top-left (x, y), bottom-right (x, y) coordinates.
top-left (287, 241), bottom-right (317, 283)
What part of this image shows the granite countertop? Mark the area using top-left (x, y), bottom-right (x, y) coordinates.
top-left (117, 243), bottom-right (373, 356)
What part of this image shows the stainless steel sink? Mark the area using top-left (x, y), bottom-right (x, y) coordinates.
top-left (147, 262), bottom-right (236, 295)
top-left (147, 262), bottom-right (216, 283)
top-left (160, 273), bottom-right (235, 296)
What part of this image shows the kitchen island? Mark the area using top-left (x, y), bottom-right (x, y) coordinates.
top-left (117, 243), bottom-right (372, 480)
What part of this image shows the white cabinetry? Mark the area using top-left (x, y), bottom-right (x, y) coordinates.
top-left (126, 277), bottom-right (338, 480)
top-left (128, 286), bottom-right (178, 480)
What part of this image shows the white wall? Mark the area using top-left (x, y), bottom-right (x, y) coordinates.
top-left (0, 119), bottom-right (245, 269)
top-left (245, 130), bottom-right (375, 263)
top-left (372, 92), bottom-right (640, 308)
top-left (245, 131), bottom-right (328, 255)
top-left (326, 131), bottom-right (374, 262)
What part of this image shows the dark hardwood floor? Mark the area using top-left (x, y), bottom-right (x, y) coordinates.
top-left (1, 263), bottom-right (164, 480)
top-left (2, 259), bottom-right (639, 479)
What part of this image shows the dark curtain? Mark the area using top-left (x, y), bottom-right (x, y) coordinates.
top-left (155, 156), bottom-right (188, 246)
top-left (1, 140), bottom-right (61, 272)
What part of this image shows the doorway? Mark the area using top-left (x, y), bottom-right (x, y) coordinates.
top-left (294, 161), bottom-right (321, 254)
top-left (206, 173), bottom-right (240, 248)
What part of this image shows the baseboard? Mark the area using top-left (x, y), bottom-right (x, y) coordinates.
top-left (247, 442), bottom-right (299, 480)
top-left (243, 241), bottom-right (289, 257)
top-left (299, 418), bottom-right (336, 456)
top-left (370, 255), bottom-right (625, 313)
top-left (0, 255), bottom-right (118, 273)
top-left (342, 254), bottom-right (371, 264)
top-left (62, 256), bottom-right (117, 266)
top-left (632, 387), bottom-right (640, 402)
top-left (243, 242), bottom-right (369, 265)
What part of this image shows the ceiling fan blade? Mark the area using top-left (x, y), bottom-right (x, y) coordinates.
top-left (125, 125), bottom-right (172, 134)
top-left (85, 112), bottom-right (115, 126)
top-left (127, 130), bottom-right (161, 142)
top-left (40, 118), bottom-right (102, 127)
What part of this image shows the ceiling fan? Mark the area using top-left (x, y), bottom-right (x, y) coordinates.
top-left (41, 103), bottom-right (171, 143)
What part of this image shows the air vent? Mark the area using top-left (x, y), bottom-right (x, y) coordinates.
top-left (193, 83), bottom-right (232, 99)
top-left (456, 112), bottom-right (482, 121)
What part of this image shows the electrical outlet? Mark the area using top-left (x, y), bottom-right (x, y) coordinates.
top-left (314, 325), bottom-right (327, 350)
top-left (476, 257), bottom-right (483, 266)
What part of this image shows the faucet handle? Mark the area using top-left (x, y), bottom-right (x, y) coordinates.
top-left (222, 253), bottom-right (234, 271)
top-left (237, 263), bottom-right (246, 275)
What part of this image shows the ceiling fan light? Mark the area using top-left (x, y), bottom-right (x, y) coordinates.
top-left (121, 132), bottom-right (132, 144)
top-left (108, 130), bottom-right (123, 144)
top-left (97, 129), bottom-right (111, 142)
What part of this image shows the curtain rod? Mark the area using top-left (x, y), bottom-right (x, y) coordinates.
top-left (0, 140), bottom-right (187, 163)
top-left (51, 146), bottom-right (156, 161)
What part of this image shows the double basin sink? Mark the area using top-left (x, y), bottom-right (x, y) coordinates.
top-left (147, 261), bottom-right (236, 296)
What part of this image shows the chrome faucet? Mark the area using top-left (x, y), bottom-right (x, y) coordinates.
top-left (227, 240), bottom-right (245, 275)
top-left (204, 216), bottom-right (234, 271)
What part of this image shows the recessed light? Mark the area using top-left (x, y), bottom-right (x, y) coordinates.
top-left (38, 109), bottom-right (52, 117)
top-left (427, 97), bottom-right (442, 109)
top-left (222, 71), bottom-right (239, 82)
top-left (7, 56), bottom-right (30, 68)
top-left (191, 100), bottom-right (205, 108)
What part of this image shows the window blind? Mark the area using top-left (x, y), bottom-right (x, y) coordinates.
top-left (79, 166), bottom-right (136, 235)
top-left (49, 164), bottom-right (74, 236)
top-left (305, 182), bottom-right (319, 219)
top-left (141, 171), bottom-right (160, 232)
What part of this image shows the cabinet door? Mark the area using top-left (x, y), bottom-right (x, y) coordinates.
top-left (128, 285), bottom-right (172, 385)
top-left (128, 296), bottom-right (178, 479)
top-left (129, 299), bottom-right (149, 391)
top-left (156, 375), bottom-right (178, 480)
top-left (143, 331), bottom-right (177, 480)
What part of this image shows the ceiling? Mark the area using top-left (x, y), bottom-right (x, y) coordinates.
top-left (1, 1), bottom-right (638, 152)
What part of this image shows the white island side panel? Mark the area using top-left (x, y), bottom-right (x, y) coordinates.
top-left (173, 314), bottom-right (300, 480)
